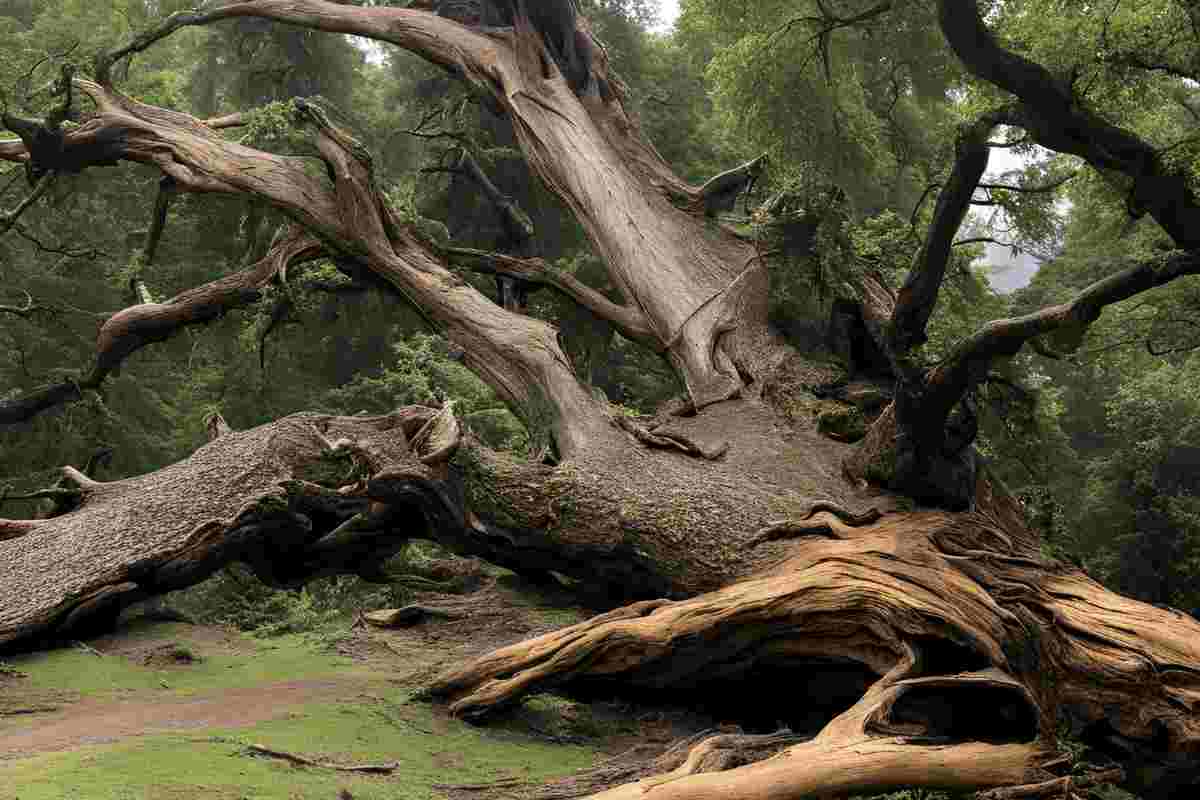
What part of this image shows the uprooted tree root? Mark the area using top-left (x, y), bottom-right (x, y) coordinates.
top-left (2, 402), bottom-right (1199, 797)
top-left (528, 729), bottom-right (810, 799)
top-left (428, 504), bottom-right (1200, 797)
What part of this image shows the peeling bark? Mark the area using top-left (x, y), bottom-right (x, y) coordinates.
top-left (77, 0), bottom-right (788, 410)
top-left (0, 409), bottom-right (449, 647)
top-left (1, 78), bottom-right (615, 453)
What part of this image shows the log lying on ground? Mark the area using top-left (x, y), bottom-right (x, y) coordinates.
top-left (242, 743), bottom-right (399, 774)
top-left (0, 408), bottom-right (457, 649)
top-left (0, 397), bottom-right (871, 648)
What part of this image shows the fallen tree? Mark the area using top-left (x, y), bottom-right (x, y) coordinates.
top-left (2, 1), bottom-right (1200, 797)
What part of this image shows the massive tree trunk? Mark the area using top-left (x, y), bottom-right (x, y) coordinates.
top-left (3, 2), bottom-right (1200, 798)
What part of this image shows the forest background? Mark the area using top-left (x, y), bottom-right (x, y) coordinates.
top-left (2, 0), bottom-right (1199, 643)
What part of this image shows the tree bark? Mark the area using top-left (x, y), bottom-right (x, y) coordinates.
top-left (3, 2), bottom-right (1200, 798)
top-left (3, 404), bottom-right (1199, 797)
top-left (88, 0), bottom-right (790, 411)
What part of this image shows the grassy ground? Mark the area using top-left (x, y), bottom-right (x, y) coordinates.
top-left (0, 576), bottom-right (621, 800)
top-left (0, 573), bottom-right (1132, 800)
top-left (0, 571), bottom-right (701, 800)
top-left (3, 624), bottom-right (352, 699)
top-left (1, 695), bottom-right (599, 800)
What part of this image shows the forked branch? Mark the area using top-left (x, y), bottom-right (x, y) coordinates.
top-left (936, 0), bottom-right (1200, 248)
top-left (0, 226), bottom-right (322, 426)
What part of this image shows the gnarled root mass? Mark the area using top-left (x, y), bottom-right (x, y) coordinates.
top-left (430, 506), bottom-right (1200, 797)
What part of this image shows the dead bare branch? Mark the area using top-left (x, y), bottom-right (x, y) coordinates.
top-left (0, 226), bottom-right (323, 426)
top-left (0, 171), bottom-right (55, 236)
top-left (443, 247), bottom-right (658, 347)
top-left (242, 743), bottom-right (400, 774)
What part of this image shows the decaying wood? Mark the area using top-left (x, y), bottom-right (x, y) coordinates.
top-left (362, 605), bottom-right (465, 628)
top-left (242, 743), bottom-right (399, 774)
top-left (0, 409), bottom-right (457, 648)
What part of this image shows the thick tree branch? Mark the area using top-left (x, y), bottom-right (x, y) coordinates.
top-left (846, 0), bottom-right (1200, 507)
top-left (1, 77), bottom-right (620, 452)
top-left (937, 0), bottom-right (1200, 248)
top-left (928, 249), bottom-right (1200, 401)
top-left (86, 0), bottom-right (778, 414)
top-left (95, 1), bottom-right (506, 95)
top-left (891, 112), bottom-right (1002, 354)
top-left (849, 248), bottom-right (1200, 507)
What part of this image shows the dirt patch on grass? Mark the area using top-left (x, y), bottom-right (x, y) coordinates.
top-left (0, 678), bottom-right (357, 758)
top-left (0, 667), bottom-right (77, 719)
top-left (93, 619), bottom-right (249, 661)
top-left (0, 570), bottom-right (721, 795)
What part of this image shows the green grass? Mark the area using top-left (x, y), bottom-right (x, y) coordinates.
top-left (0, 621), bottom-right (604, 799)
top-left (0, 696), bottom-right (600, 799)
top-left (2, 624), bottom-right (355, 700)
